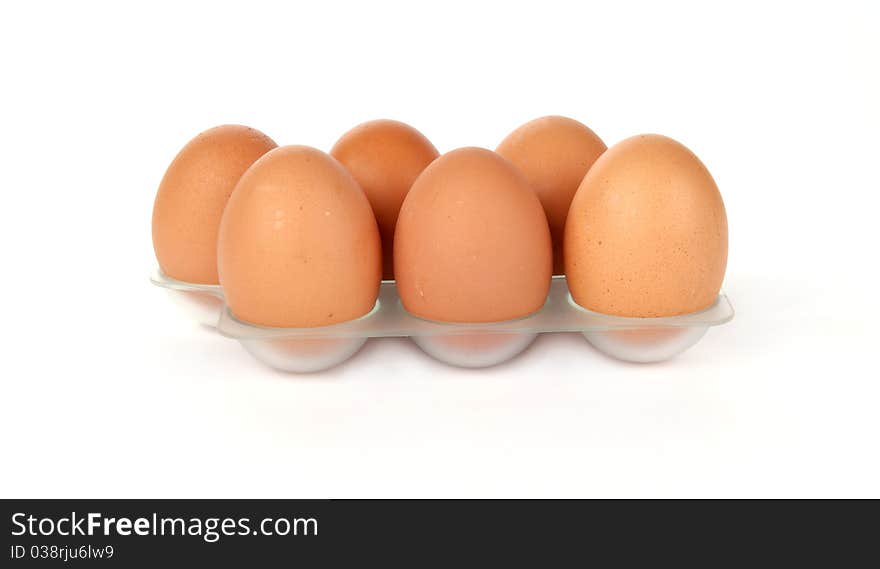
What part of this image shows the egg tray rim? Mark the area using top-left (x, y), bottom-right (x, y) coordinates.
top-left (151, 268), bottom-right (734, 340)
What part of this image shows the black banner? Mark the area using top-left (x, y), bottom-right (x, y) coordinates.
top-left (1, 499), bottom-right (875, 566)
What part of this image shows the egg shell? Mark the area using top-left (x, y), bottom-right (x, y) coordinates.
top-left (565, 134), bottom-right (728, 317)
top-left (218, 145), bottom-right (382, 328)
top-left (331, 120), bottom-right (439, 279)
top-left (152, 125), bottom-right (277, 284)
top-left (496, 116), bottom-right (606, 274)
top-left (394, 147), bottom-right (552, 323)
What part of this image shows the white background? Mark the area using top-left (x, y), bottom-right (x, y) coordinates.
top-left (1, 1), bottom-right (878, 498)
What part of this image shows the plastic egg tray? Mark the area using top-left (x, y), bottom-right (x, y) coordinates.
top-left (151, 269), bottom-right (734, 371)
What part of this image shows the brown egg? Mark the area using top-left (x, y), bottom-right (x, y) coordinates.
top-left (152, 125), bottom-right (277, 284)
top-left (395, 147), bottom-right (552, 323)
top-left (218, 145), bottom-right (382, 328)
top-left (330, 120), bottom-right (439, 279)
top-left (496, 116), bottom-right (606, 274)
top-left (565, 134), bottom-right (728, 317)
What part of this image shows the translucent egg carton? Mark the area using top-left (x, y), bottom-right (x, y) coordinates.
top-left (150, 270), bottom-right (224, 328)
top-left (152, 270), bottom-right (733, 371)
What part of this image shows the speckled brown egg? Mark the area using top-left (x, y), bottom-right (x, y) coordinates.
top-left (152, 125), bottom-right (277, 284)
top-left (394, 147), bottom-right (552, 323)
top-left (218, 145), bottom-right (381, 328)
top-left (565, 134), bottom-right (728, 317)
top-left (496, 116), bottom-right (606, 274)
top-left (331, 119), bottom-right (439, 279)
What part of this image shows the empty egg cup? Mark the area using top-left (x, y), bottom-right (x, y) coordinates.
top-left (153, 270), bottom-right (734, 371)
